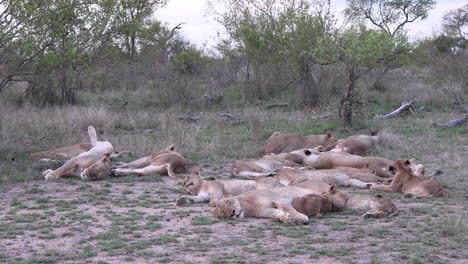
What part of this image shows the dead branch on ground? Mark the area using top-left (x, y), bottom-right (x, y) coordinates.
top-left (374, 99), bottom-right (417, 119)
top-left (265, 103), bottom-right (288, 109)
top-left (433, 115), bottom-right (468, 128)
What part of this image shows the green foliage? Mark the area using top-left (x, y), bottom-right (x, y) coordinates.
top-left (172, 48), bottom-right (203, 74)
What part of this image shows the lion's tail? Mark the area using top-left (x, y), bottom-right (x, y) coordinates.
top-left (88, 126), bottom-right (98, 146)
top-left (167, 163), bottom-right (183, 178)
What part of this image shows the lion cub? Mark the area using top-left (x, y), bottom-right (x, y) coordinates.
top-left (177, 168), bottom-right (283, 207)
top-left (371, 160), bottom-right (448, 198)
top-left (322, 185), bottom-right (399, 218)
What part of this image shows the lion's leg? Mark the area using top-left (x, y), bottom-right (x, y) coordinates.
top-left (114, 156), bottom-right (152, 169)
top-left (43, 158), bottom-right (79, 181)
top-left (235, 171), bottom-right (274, 179)
top-left (362, 209), bottom-right (387, 218)
top-left (272, 201), bottom-right (309, 224)
top-left (371, 182), bottom-right (402, 192)
top-left (176, 192), bottom-right (211, 206)
top-left (344, 179), bottom-right (372, 189)
top-left (112, 164), bottom-right (168, 176)
top-left (252, 208), bottom-right (295, 224)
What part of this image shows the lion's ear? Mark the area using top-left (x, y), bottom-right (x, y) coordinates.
top-left (165, 144), bottom-right (175, 151)
top-left (225, 200), bottom-right (231, 206)
top-left (192, 167), bottom-right (200, 176)
top-left (304, 150), bottom-right (312, 155)
top-left (329, 184), bottom-right (337, 194)
top-left (364, 163), bottom-right (370, 169)
top-left (388, 165), bottom-right (396, 173)
top-left (326, 131), bottom-right (333, 139)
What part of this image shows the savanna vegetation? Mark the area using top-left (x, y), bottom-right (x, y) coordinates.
top-left (0, 0), bottom-right (467, 263)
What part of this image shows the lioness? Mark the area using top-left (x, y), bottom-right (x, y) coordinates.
top-left (176, 168), bottom-right (283, 206)
top-left (259, 131), bottom-right (338, 155)
top-left (29, 143), bottom-right (131, 161)
top-left (304, 152), bottom-right (394, 178)
top-left (275, 168), bottom-right (373, 189)
top-left (230, 155), bottom-right (303, 179)
top-left (112, 145), bottom-right (187, 178)
top-left (371, 160), bottom-right (448, 198)
top-left (291, 194), bottom-right (335, 218)
top-left (322, 185), bottom-right (399, 218)
top-left (213, 181), bottom-right (333, 224)
top-left (331, 131), bottom-right (379, 154)
top-left (43, 126), bottom-right (113, 181)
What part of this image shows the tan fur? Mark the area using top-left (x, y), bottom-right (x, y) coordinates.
top-left (332, 134), bottom-right (380, 154)
top-left (212, 182), bottom-right (333, 224)
top-left (291, 194), bottom-right (334, 218)
top-left (176, 168), bottom-right (284, 206)
top-left (304, 152), bottom-right (394, 178)
top-left (112, 145), bottom-right (187, 178)
top-left (322, 185), bottom-right (399, 218)
top-left (335, 167), bottom-right (391, 183)
top-left (230, 155), bottom-right (303, 180)
top-left (259, 131), bottom-right (338, 154)
top-left (43, 126), bottom-right (113, 181)
top-left (29, 143), bottom-right (93, 160)
top-left (275, 168), bottom-right (373, 189)
top-left (371, 160), bottom-right (448, 198)
top-left (408, 158), bottom-right (425, 178)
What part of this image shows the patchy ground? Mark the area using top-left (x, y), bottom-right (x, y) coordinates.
top-left (1, 164), bottom-right (467, 264)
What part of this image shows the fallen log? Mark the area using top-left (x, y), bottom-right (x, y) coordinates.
top-left (433, 115), bottom-right (468, 128)
top-left (178, 115), bottom-right (201, 122)
top-left (374, 99), bottom-right (416, 119)
top-left (220, 113), bottom-right (246, 125)
top-left (265, 103), bottom-right (288, 109)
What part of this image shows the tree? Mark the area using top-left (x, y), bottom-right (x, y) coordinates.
top-left (0, 0), bottom-right (117, 104)
top-left (345, 0), bottom-right (436, 37)
top-left (214, 0), bottom-right (336, 105)
top-left (334, 25), bottom-right (410, 127)
top-left (111, 0), bottom-right (168, 57)
top-left (442, 3), bottom-right (468, 40)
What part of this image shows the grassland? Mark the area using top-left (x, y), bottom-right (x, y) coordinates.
top-left (0, 88), bottom-right (467, 263)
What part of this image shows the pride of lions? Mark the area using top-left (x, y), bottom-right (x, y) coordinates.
top-left (30, 126), bottom-right (448, 224)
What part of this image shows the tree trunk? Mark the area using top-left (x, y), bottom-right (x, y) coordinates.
top-left (341, 71), bottom-right (357, 127)
top-left (299, 63), bottom-right (319, 107)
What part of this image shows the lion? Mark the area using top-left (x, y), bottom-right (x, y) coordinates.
top-left (29, 143), bottom-right (131, 161)
top-left (112, 145), bottom-right (187, 178)
top-left (291, 194), bottom-right (335, 218)
top-left (331, 131), bottom-right (379, 154)
top-left (230, 154), bottom-right (303, 179)
top-left (176, 168), bottom-right (284, 206)
top-left (322, 185), bottom-right (399, 218)
top-left (42, 126), bottom-right (113, 181)
top-left (259, 130), bottom-right (338, 155)
top-left (408, 158), bottom-right (425, 178)
top-left (275, 168), bottom-right (373, 189)
top-left (212, 181), bottom-right (333, 224)
top-left (371, 160), bottom-right (448, 198)
top-left (304, 152), bottom-right (394, 178)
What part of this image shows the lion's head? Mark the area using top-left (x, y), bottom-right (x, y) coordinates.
top-left (408, 158), bottom-right (425, 177)
top-left (81, 156), bottom-right (112, 180)
top-left (322, 130), bottom-right (338, 150)
top-left (212, 197), bottom-right (243, 219)
top-left (182, 168), bottom-right (203, 195)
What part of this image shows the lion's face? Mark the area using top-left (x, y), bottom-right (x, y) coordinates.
top-left (182, 168), bottom-right (202, 195)
top-left (323, 131), bottom-right (338, 150)
top-left (212, 197), bottom-right (243, 219)
top-left (82, 157), bottom-right (111, 180)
